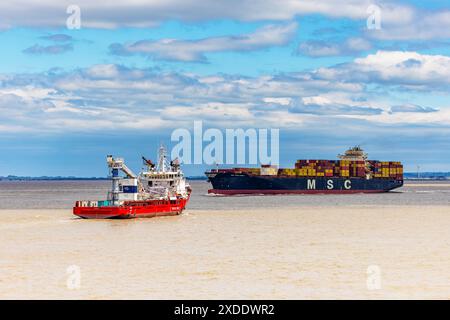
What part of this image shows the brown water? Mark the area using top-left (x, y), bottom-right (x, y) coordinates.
top-left (1, 181), bottom-right (450, 299)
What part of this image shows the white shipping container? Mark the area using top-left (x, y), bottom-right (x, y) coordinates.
top-left (120, 178), bottom-right (137, 186)
top-left (118, 193), bottom-right (138, 201)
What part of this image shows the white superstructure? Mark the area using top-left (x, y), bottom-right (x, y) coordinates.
top-left (106, 145), bottom-right (191, 205)
top-left (139, 145), bottom-right (190, 200)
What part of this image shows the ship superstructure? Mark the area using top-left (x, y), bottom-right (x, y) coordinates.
top-left (338, 145), bottom-right (368, 161)
top-left (139, 145), bottom-right (190, 200)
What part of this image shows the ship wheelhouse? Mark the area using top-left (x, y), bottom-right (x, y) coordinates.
top-left (138, 145), bottom-right (190, 200)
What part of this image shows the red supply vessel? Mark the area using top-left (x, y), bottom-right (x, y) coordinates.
top-left (73, 146), bottom-right (191, 219)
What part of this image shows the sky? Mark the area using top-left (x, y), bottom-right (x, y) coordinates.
top-left (0, 0), bottom-right (450, 176)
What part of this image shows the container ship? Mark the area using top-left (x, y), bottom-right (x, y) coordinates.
top-left (73, 146), bottom-right (191, 219)
top-left (205, 146), bottom-right (403, 195)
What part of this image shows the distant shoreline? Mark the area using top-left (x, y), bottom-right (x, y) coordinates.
top-left (0, 176), bottom-right (208, 181)
top-left (0, 176), bottom-right (447, 181)
top-left (2, 171), bottom-right (449, 182)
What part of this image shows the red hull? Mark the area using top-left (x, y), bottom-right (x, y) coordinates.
top-left (208, 189), bottom-right (386, 195)
top-left (73, 197), bottom-right (189, 219)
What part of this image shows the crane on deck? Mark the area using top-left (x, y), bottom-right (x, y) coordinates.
top-left (106, 155), bottom-right (138, 205)
top-left (106, 155), bottom-right (137, 178)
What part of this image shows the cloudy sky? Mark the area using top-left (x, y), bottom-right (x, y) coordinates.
top-left (0, 0), bottom-right (449, 176)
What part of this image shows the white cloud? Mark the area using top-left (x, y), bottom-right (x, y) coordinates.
top-left (315, 51), bottom-right (450, 88)
top-left (110, 22), bottom-right (297, 62)
top-left (23, 43), bottom-right (73, 55)
top-left (390, 104), bottom-right (437, 113)
top-left (289, 95), bottom-right (383, 116)
top-left (162, 103), bottom-right (254, 122)
top-left (1, 51), bottom-right (450, 133)
top-left (367, 9), bottom-right (450, 40)
top-left (298, 37), bottom-right (372, 57)
top-left (364, 108), bottom-right (450, 126)
top-left (262, 97), bottom-right (291, 106)
top-left (0, 1), bottom-right (380, 28)
top-left (0, 1), bottom-right (448, 41)
top-left (85, 64), bottom-right (122, 79)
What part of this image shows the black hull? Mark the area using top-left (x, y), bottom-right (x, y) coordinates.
top-left (207, 173), bottom-right (403, 195)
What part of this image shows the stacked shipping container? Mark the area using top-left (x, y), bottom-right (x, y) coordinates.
top-left (290, 159), bottom-right (402, 179)
top-left (211, 161), bottom-right (402, 180)
top-left (369, 161), bottom-right (403, 180)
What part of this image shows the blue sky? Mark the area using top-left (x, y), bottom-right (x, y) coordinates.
top-left (0, 1), bottom-right (450, 176)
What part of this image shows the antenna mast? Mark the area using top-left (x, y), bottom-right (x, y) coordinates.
top-left (157, 144), bottom-right (170, 172)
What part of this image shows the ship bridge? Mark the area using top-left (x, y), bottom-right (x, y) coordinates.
top-left (139, 145), bottom-right (189, 199)
top-left (338, 146), bottom-right (368, 161)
